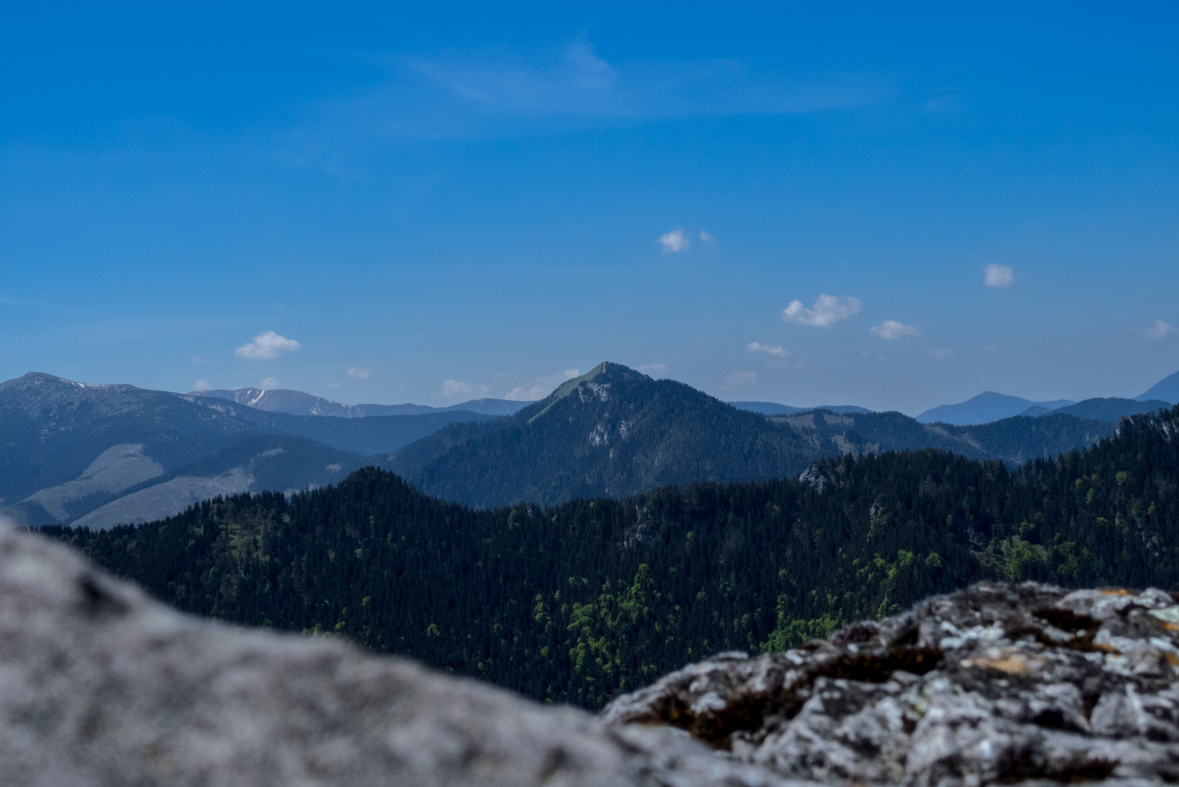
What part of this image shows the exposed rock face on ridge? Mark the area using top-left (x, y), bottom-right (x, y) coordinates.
top-left (0, 521), bottom-right (808, 786)
top-left (604, 581), bottom-right (1179, 785)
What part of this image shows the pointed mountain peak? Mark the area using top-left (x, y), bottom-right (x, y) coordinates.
top-left (526, 363), bottom-right (651, 423)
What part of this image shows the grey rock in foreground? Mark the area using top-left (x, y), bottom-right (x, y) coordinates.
top-left (0, 523), bottom-right (807, 787)
top-left (605, 581), bottom-right (1179, 786)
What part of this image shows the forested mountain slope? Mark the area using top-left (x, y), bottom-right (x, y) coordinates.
top-left (384, 362), bottom-right (822, 507)
top-left (50, 405), bottom-right (1179, 708)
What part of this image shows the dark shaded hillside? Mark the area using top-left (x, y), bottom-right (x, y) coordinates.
top-left (1048, 397), bottom-right (1171, 422)
top-left (384, 363), bottom-right (822, 507)
top-left (50, 405), bottom-right (1179, 708)
top-left (775, 409), bottom-right (1115, 466)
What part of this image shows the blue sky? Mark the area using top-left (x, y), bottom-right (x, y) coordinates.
top-left (2, 2), bottom-right (1177, 413)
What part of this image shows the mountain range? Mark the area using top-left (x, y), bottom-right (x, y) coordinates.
top-left (729, 401), bottom-right (873, 416)
top-left (0, 373), bottom-right (495, 529)
top-left (191, 387), bottom-right (530, 418)
top-left (5, 364), bottom-right (1179, 526)
top-left (915, 375), bottom-right (1179, 426)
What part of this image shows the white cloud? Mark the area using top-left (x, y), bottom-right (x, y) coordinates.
top-left (699, 230), bottom-right (715, 244)
top-left (984, 264), bottom-right (1015, 289)
top-left (636, 363), bottom-right (668, 374)
top-left (192, 357), bottom-right (206, 364)
top-left (235, 331), bottom-right (301, 359)
top-left (1146, 320), bottom-right (1175, 339)
top-left (782, 295), bottom-right (862, 327)
top-left (193, 379), bottom-right (211, 391)
top-left (441, 379), bottom-right (490, 400)
top-left (505, 385), bottom-right (549, 401)
top-left (929, 347), bottom-right (953, 360)
top-left (725, 370), bottom-right (757, 388)
top-left (747, 342), bottom-right (787, 358)
top-left (870, 320), bottom-right (920, 340)
top-left (563, 369), bottom-right (580, 379)
top-left (657, 227), bottom-right (690, 253)
top-left (347, 367), bottom-right (371, 379)
top-left (260, 377), bottom-right (279, 389)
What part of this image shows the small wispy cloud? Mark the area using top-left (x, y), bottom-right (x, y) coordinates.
top-left (260, 377), bottom-right (279, 389)
top-left (504, 369), bottom-right (581, 401)
top-left (1146, 320), bottom-right (1175, 340)
top-left (929, 347), bottom-right (953, 360)
top-left (657, 227), bottom-right (690, 253)
top-left (725, 370), bottom-right (757, 388)
top-left (870, 320), bottom-right (920, 340)
top-left (699, 230), bottom-right (715, 244)
top-left (441, 379), bottom-right (490, 400)
top-left (984, 264), bottom-right (1015, 289)
top-left (347, 367), bottom-right (371, 379)
top-left (193, 379), bottom-right (211, 391)
top-left (505, 385), bottom-right (547, 401)
top-left (747, 342), bottom-right (787, 358)
top-left (235, 331), bottom-right (301, 359)
top-left (782, 295), bottom-right (862, 327)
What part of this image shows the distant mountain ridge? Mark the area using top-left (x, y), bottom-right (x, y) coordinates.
top-left (730, 401), bottom-right (872, 416)
top-left (917, 392), bottom-right (1076, 425)
top-left (383, 363), bottom-right (1121, 508)
top-left (1138, 370), bottom-right (1179, 404)
top-left (0, 372), bottom-right (496, 529)
top-left (914, 367), bottom-right (1179, 425)
top-left (191, 387), bottom-right (530, 418)
top-left (1035, 397), bottom-right (1173, 422)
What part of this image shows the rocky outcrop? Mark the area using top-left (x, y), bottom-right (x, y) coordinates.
top-left (0, 521), bottom-right (811, 786)
top-left (604, 581), bottom-right (1179, 785)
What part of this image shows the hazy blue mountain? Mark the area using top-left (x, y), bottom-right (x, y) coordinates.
top-left (1137, 370), bottom-right (1179, 404)
top-left (385, 363), bottom-right (822, 507)
top-left (773, 409), bottom-right (1114, 466)
top-left (729, 401), bottom-right (873, 416)
top-left (191, 387), bottom-right (531, 418)
top-left (916, 392), bottom-right (1075, 425)
top-left (0, 372), bottom-right (493, 528)
top-left (1044, 397), bottom-right (1172, 422)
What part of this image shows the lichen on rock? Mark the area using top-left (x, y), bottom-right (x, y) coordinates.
top-left (603, 581), bottom-right (1179, 785)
